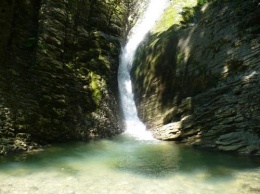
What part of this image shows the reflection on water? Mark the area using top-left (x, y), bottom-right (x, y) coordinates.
top-left (0, 134), bottom-right (260, 194)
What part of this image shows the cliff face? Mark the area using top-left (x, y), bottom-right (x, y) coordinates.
top-left (0, 0), bottom-right (126, 155)
top-left (132, 0), bottom-right (260, 155)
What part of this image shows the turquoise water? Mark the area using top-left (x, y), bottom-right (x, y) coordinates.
top-left (0, 134), bottom-right (259, 194)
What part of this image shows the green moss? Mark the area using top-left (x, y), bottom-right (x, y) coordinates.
top-left (177, 53), bottom-right (184, 64)
top-left (88, 72), bottom-right (104, 106)
top-left (98, 55), bottom-right (111, 70)
top-left (108, 42), bottom-right (116, 54)
top-left (180, 7), bottom-right (196, 25)
top-left (152, 0), bottom-right (197, 34)
top-left (132, 24), bottom-right (179, 108)
top-left (197, 0), bottom-right (209, 5)
top-left (65, 63), bottom-right (74, 69)
top-left (88, 48), bottom-right (102, 58)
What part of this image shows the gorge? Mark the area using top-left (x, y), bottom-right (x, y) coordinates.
top-left (0, 0), bottom-right (260, 193)
top-left (0, 0), bottom-right (259, 156)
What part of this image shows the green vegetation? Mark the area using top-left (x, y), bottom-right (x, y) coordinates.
top-left (197, 0), bottom-right (209, 5)
top-left (152, 0), bottom-right (197, 33)
top-left (89, 72), bottom-right (104, 106)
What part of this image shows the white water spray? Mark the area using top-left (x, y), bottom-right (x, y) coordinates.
top-left (118, 0), bottom-right (169, 140)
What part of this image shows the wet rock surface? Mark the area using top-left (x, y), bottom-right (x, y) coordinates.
top-left (132, 0), bottom-right (260, 155)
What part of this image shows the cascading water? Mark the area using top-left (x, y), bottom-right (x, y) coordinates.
top-left (118, 0), bottom-right (169, 140)
top-left (1, 2), bottom-right (260, 194)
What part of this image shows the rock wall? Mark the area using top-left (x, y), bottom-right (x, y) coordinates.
top-left (0, 0), bottom-right (126, 155)
top-left (132, 0), bottom-right (260, 155)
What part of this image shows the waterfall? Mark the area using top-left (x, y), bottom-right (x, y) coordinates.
top-left (118, 0), bottom-right (169, 140)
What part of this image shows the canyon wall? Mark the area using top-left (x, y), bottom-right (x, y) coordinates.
top-left (132, 0), bottom-right (260, 155)
top-left (0, 0), bottom-right (126, 155)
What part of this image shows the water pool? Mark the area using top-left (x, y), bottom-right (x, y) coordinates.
top-left (0, 134), bottom-right (259, 194)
